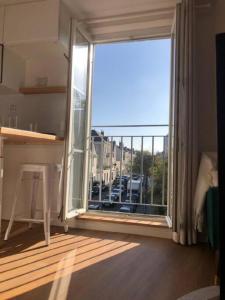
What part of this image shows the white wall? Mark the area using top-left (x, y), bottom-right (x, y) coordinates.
top-left (196, 0), bottom-right (225, 153)
top-left (25, 56), bottom-right (68, 87)
top-left (0, 93), bottom-right (67, 136)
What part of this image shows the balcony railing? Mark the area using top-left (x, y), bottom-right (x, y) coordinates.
top-left (88, 125), bottom-right (169, 216)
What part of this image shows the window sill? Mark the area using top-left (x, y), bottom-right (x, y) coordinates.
top-left (76, 212), bottom-right (169, 228)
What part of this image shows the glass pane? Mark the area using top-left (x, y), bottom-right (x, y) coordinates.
top-left (68, 152), bottom-right (84, 212)
top-left (72, 89), bottom-right (86, 150)
top-left (67, 29), bottom-right (89, 214)
top-left (72, 31), bottom-right (89, 151)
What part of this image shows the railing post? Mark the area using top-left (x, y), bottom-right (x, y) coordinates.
top-left (99, 135), bottom-right (103, 202)
top-left (129, 137), bottom-right (133, 203)
top-left (162, 136), bottom-right (166, 206)
top-left (151, 137), bottom-right (154, 205)
top-left (119, 137), bottom-right (123, 203)
top-left (109, 137), bottom-right (113, 202)
top-left (140, 137), bottom-right (144, 204)
top-left (89, 138), bottom-right (93, 202)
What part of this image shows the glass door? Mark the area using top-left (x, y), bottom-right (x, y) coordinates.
top-left (63, 21), bottom-right (93, 219)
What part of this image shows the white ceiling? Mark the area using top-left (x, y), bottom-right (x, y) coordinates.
top-left (0, 0), bottom-right (176, 16)
top-left (63, 0), bottom-right (177, 42)
top-left (63, 0), bottom-right (177, 20)
top-left (0, 0), bottom-right (177, 42)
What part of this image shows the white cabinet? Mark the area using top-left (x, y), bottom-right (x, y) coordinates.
top-left (0, 0), bottom-right (70, 90)
top-left (3, 0), bottom-right (71, 56)
top-left (0, 46), bottom-right (25, 94)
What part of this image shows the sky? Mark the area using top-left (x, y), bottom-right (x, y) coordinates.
top-left (91, 38), bottom-right (171, 151)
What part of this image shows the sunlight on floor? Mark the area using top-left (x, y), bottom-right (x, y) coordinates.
top-left (0, 232), bottom-right (140, 299)
top-left (48, 249), bottom-right (77, 300)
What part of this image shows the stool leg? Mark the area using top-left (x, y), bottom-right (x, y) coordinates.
top-left (47, 166), bottom-right (53, 244)
top-left (29, 172), bottom-right (39, 229)
top-left (4, 170), bottom-right (23, 240)
top-left (57, 164), bottom-right (63, 213)
top-left (43, 168), bottom-right (50, 246)
top-left (64, 222), bottom-right (69, 233)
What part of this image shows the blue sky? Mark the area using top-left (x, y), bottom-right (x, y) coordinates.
top-left (92, 38), bottom-right (171, 150)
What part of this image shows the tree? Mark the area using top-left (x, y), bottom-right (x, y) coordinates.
top-left (127, 150), bottom-right (168, 205)
top-left (127, 150), bottom-right (153, 176)
top-left (151, 153), bottom-right (168, 204)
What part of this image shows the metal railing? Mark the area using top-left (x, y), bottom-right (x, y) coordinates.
top-left (88, 125), bottom-right (169, 216)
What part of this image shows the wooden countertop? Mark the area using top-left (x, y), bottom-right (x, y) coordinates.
top-left (0, 127), bottom-right (64, 144)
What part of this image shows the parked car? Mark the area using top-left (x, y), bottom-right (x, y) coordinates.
top-left (92, 186), bottom-right (99, 195)
top-left (127, 179), bottom-right (141, 194)
top-left (114, 177), bottom-right (125, 185)
top-left (112, 188), bottom-right (124, 197)
top-left (102, 185), bottom-right (109, 192)
top-left (115, 184), bottom-right (125, 191)
top-left (121, 176), bottom-right (129, 187)
top-left (91, 184), bottom-right (108, 195)
top-left (126, 193), bottom-right (140, 202)
top-left (119, 205), bottom-right (136, 213)
top-left (132, 175), bottom-right (140, 180)
top-left (102, 194), bottom-right (118, 207)
top-left (88, 204), bottom-right (101, 210)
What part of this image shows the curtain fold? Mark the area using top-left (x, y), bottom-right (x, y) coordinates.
top-left (172, 0), bottom-right (198, 245)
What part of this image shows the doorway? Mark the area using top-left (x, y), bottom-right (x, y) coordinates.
top-left (88, 39), bottom-right (171, 217)
top-left (62, 21), bottom-right (173, 222)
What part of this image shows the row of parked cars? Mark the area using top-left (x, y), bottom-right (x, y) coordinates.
top-left (91, 176), bottom-right (129, 197)
top-left (103, 175), bottom-right (131, 206)
top-left (89, 175), bottom-right (142, 213)
top-left (91, 174), bottom-right (141, 192)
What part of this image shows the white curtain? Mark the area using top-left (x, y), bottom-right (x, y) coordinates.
top-left (172, 0), bottom-right (198, 245)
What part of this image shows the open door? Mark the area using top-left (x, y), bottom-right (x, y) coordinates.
top-left (63, 20), bottom-right (93, 221)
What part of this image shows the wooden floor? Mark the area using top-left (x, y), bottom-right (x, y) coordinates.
top-left (0, 225), bottom-right (215, 300)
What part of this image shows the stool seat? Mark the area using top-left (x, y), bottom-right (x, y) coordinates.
top-left (4, 163), bottom-right (52, 245)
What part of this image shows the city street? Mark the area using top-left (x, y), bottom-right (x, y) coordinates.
top-left (88, 189), bottom-right (166, 215)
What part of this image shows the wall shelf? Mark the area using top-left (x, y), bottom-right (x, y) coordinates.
top-left (19, 86), bottom-right (67, 95)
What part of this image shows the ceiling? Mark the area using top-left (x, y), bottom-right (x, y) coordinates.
top-left (0, 0), bottom-right (177, 42)
top-left (63, 0), bottom-right (177, 42)
top-left (63, 0), bottom-right (177, 20)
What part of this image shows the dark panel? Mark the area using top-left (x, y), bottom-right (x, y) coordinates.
top-left (216, 32), bottom-right (225, 295)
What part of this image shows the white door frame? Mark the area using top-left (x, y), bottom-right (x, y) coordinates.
top-left (62, 18), bottom-right (176, 223)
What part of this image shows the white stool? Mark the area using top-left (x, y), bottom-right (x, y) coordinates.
top-left (4, 163), bottom-right (51, 245)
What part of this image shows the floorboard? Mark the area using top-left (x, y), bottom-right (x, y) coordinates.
top-left (0, 225), bottom-right (215, 300)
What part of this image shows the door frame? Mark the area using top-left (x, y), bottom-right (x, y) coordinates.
top-left (61, 19), bottom-right (176, 222)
